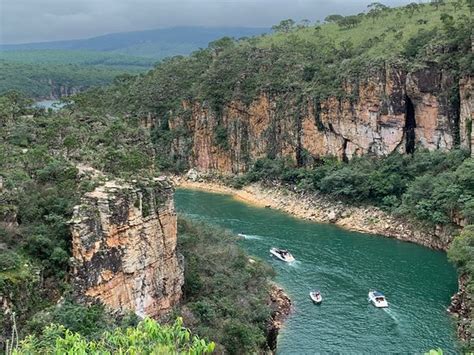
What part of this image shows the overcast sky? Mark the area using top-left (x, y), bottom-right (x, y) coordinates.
top-left (1, 0), bottom-right (417, 44)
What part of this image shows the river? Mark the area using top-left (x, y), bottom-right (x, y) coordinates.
top-left (175, 188), bottom-right (459, 354)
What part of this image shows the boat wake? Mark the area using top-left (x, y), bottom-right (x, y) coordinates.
top-left (288, 260), bottom-right (302, 268)
top-left (382, 307), bottom-right (400, 324)
top-left (237, 233), bottom-right (263, 240)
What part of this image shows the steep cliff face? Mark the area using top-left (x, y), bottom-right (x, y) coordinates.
top-left (460, 76), bottom-right (474, 157)
top-left (168, 66), bottom-right (471, 173)
top-left (48, 85), bottom-right (83, 100)
top-left (70, 178), bottom-right (184, 318)
top-left (448, 273), bottom-right (473, 344)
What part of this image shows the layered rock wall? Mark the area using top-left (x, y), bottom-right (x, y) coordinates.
top-left (167, 66), bottom-right (471, 173)
top-left (70, 178), bottom-right (184, 318)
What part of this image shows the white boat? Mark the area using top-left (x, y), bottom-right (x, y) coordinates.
top-left (309, 291), bottom-right (322, 304)
top-left (368, 290), bottom-right (388, 308)
top-left (270, 247), bottom-right (295, 262)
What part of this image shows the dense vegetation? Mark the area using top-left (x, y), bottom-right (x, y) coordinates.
top-left (0, 90), bottom-right (160, 346)
top-left (227, 150), bottom-right (474, 228)
top-left (175, 218), bottom-right (275, 354)
top-left (0, 27), bottom-right (268, 98)
top-left (11, 317), bottom-right (215, 354)
top-left (0, 59), bottom-right (149, 99)
top-left (72, 0), bottom-right (472, 117)
top-left (0, 92), bottom-right (275, 353)
top-left (448, 226), bottom-right (474, 350)
top-left (1, 0), bottom-right (472, 351)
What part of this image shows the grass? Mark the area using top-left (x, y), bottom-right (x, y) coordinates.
top-left (258, 0), bottom-right (468, 61)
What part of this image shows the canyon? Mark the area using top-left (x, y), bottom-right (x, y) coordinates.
top-left (164, 66), bottom-right (473, 174)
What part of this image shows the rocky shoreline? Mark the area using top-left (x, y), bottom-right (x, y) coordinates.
top-left (267, 285), bottom-right (292, 353)
top-left (448, 274), bottom-right (472, 344)
top-left (175, 177), bottom-right (455, 251)
top-left (174, 175), bottom-right (473, 348)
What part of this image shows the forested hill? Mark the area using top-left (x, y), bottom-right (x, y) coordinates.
top-left (74, 0), bottom-right (472, 162)
top-left (0, 27), bottom-right (269, 98)
top-left (70, 0), bottom-right (473, 234)
top-left (1, 27), bottom-right (269, 58)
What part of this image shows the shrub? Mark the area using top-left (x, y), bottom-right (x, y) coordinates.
top-left (15, 317), bottom-right (215, 354)
top-left (0, 250), bottom-right (21, 271)
top-left (176, 218), bottom-right (274, 353)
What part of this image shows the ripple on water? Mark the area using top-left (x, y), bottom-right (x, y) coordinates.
top-left (176, 189), bottom-right (459, 354)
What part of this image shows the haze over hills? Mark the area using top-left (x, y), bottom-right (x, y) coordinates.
top-left (0, 26), bottom-right (269, 98)
top-left (0, 26), bottom-right (269, 58)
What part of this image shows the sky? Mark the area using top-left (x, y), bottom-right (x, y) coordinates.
top-left (1, 0), bottom-right (417, 44)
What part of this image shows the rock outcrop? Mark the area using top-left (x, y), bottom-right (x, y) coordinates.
top-left (70, 178), bottom-right (184, 318)
top-left (460, 76), bottom-right (474, 157)
top-left (448, 273), bottom-right (473, 344)
top-left (166, 66), bottom-right (471, 174)
top-left (267, 285), bottom-right (292, 352)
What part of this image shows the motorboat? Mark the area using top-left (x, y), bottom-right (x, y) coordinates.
top-left (310, 291), bottom-right (322, 304)
top-left (270, 247), bottom-right (295, 262)
top-left (368, 290), bottom-right (388, 308)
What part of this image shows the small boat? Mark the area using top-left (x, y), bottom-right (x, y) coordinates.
top-left (368, 290), bottom-right (388, 308)
top-left (310, 291), bottom-right (322, 304)
top-left (270, 247), bottom-right (295, 262)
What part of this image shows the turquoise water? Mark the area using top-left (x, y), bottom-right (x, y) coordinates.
top-left (34, 100), bottom-right (64, 109)
top-left (175, 189), bottom-right (459, 354)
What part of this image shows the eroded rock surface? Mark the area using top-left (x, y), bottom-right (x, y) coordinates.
top-left (166, 67), bottom-right (472, 174)
top-left (70, 178), bottom-right (184, 318)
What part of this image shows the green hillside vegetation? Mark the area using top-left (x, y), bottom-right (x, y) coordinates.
top-left (0, 50), bottom-right (155, 68)
top-left (228, 151), bottom-right (474, 229)
top-left (69, 0), bottom-right (473, 231)
top-left (176, 218), bottom-right (274, 354)
top-left (72, 0), bottom-right (471, 116)
top-left (12, 317), bottom-right (214, 354)
top-left (0, 27), bottom-right (268, 98)
top-left (0, 90), bottom-right (161, 346)
top-left (448, 225), bottom-right (474, 351)
top-left (0, 92), bottom-right (275, 353)
top-left (0, 59), bottom-right (150, 98)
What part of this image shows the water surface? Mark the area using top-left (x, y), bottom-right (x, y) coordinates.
top-left (34, 100), bottom-right (64, 110)
top-left (176, 189), bottom-right (459, 354)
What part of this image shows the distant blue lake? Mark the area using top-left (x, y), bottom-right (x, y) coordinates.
top-left (34, 100), bottom-right (64, 110)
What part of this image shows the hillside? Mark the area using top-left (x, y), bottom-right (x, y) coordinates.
top-left (0, 27), bottom-right (269, 58)
top-left (1, 0), bottom-right (473, 352)
top-left (0, 27), bottom-right (269, 98)
top-left (74, 0), bottom-right (472, 163)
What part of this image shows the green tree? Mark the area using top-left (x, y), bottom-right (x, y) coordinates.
top-left (272, 19), bottom-right (296, 33)
top-left (324, 14), bottom-right (344, 23)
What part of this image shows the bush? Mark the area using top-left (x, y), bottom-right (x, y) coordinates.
top-left (233, 151), bottom-right (473, 227)
top-left (0, 250), bottom-right (21, 271)
top-left (24, 301), bottom-right (140, 339)
top-left (176, 218), bottom-right (274, 353)
top-left (15, 317), bottom-right (215, 354)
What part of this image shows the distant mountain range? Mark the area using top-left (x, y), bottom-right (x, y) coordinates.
top-left (0, 26), bottom-right (269, 59)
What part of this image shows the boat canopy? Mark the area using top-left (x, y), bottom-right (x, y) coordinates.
top-left (373, 291), bottom-right (385, 297)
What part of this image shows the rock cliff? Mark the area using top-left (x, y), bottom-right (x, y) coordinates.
top-left (70, 178), bottom-right (184, 318)
top-left (448, 273), bottom-right (472, 344)
top-left (166, 66), bottom-right (472, 173)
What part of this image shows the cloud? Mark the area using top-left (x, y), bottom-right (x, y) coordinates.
top-left (0, 0), bottom-right (416, 44)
